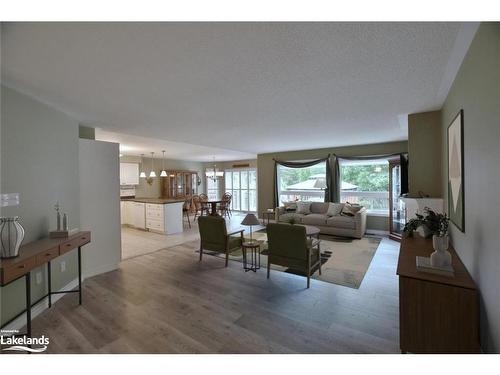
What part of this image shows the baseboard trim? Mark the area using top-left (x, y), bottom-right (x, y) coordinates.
top-left (84, 262), bottom-right (119, 279)
top-left (366, 229), bottom-right (390, 236)
top-left (2, 262), bottom-right (119, 332)
top-left (2, 278), bottom-right (80, 332)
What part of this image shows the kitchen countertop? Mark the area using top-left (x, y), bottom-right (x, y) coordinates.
top-left (121, 197), bottom-right (186, 205)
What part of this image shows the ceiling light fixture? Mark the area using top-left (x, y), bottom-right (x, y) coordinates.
top-left (160, 150), bottom-right (167, 177)
top-left (139, 154), bottom-right (147, 178)
top-left (205, 157), bottom-right (224, 182)
top-left (149, 152), bottom-right (157, 178)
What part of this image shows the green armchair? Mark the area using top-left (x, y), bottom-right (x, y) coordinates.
top-left (198, 215), bottom-right (244, 267)
top-left (266, 223), bottom-right (322, 288)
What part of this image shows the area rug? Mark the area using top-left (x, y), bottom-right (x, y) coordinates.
top-left (185, 231), bottom-right (381, 289)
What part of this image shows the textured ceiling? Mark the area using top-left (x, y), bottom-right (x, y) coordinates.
top-left (2, 22), bottom-right (472, 158)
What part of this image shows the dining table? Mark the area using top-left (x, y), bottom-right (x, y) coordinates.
top-left (205, 200), bottom-right (223, 216)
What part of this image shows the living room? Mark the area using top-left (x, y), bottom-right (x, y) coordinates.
top-left (1, 2), bottom-right (500, 373)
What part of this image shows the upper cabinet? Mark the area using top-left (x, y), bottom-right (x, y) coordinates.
top-left (120, 163), bottom-right (139, 185)
top-left (160, 171), bottom-right (199, 199)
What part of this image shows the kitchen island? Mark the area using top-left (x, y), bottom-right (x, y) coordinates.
top-left (120, 198), bottom-right (185, 234)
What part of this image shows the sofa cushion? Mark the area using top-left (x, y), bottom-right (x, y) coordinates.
top-left (326, 215), bottom-right (356, 229)
top-left (296, 201), bottom-right (312, 214)
top-left (341, 202), bottom-right (363, 217)
top-left (283, 201), bottom-right (298, 211)
top-left (309, 202), bottom-right (329, 214)
top-left (301, 213), bottom-right (328, 226)
top-left (326, 202), bottom-right (343, 216)
top-left (279, 212), bottom-right (305, 223)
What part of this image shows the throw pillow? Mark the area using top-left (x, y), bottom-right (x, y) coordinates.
top-left (296, 201), bottom-right (312, 215)
top-left (326, 202), bottom-right (343, 216)
top-left (283, 201), bottom-right (297, 211)
top-left (341, 202), bottom-right (362, 217)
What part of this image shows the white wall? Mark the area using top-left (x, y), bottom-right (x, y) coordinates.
top-left (79, 139), bottom-right (122, 278)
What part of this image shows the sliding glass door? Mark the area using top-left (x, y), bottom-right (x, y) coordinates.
top-left (225, 168), bottom-right (257, 212)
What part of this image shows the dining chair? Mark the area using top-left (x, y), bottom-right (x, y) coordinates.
top-left (183, 199), bottom-right (191, 228)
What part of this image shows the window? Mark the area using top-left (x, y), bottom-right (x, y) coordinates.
top-left (225, 168), bottom-right (257, 212)
top-left (339, 159), bottom-right (389, 215)
top-left (277, 162), bottom-right (326, 205)
top-left (206, 177), bottom-right (219, 200)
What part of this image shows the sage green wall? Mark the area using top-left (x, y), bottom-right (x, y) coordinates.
top-left (257, 141), bottom-right (408, 231)
top-left (120, 155), bottom-right (205, 198)
top-left (408, 110), bottom-right (442, 198)
top-left (440, 23), bottom-right (500, 353)
top-left (1, 86), bottom-right (80, 326)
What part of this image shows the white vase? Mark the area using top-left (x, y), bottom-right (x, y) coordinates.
top-left (0, 216), bottom-right (25, 259)
top-left (430, 234), bottom-right (451, 267)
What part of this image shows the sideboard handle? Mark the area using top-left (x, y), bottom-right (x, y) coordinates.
top-left (18, 264), bottom-right (25, 269)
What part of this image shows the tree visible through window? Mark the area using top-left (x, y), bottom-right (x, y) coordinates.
top-left (340, 159), bottom-right (389, 214)
top-left (277, 162), bottom-right (327, 204)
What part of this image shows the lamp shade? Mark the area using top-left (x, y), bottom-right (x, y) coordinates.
top-left (241, 213), bottom-right (260, 226)
top-left (314, 178), bottom-right (327, 189)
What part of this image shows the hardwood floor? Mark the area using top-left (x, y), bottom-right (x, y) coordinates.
top-left (27, 219), bottom-right (400, 353)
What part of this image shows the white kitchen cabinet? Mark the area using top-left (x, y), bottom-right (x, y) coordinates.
top-left (121, 201), bottom-right (133, 225)
top-left (120, 163), bottom-right (139, 185)
top-left (145, 202), bottom-right (183, 234)
top-left (130, 201), bottom-right (146, 229)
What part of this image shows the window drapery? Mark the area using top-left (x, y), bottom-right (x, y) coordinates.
top-left (273, 152), bottom-right (408, 207)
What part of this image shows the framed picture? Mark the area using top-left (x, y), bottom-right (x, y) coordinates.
top-left (447, 109), bottom-right (465, 232)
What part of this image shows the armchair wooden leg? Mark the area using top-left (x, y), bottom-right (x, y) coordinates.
top-left (267, 261), bottom-right (271, 279)
top-left (199, 244), bottom-right (203, 261)
top-left (225, 251), bottom-right (229, 267)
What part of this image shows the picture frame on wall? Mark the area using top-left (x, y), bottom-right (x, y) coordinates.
top-left (447, 109), bottom-right (465, 232)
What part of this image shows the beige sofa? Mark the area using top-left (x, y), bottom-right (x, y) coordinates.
top-left (275, 202), bottom-right (367, 239)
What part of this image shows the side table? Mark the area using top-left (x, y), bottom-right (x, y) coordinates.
top-left (242, 241), bottom-right (261, 272)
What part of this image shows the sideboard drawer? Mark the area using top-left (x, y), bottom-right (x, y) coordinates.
top-left (2, 257), bottom-right (37, 284)
top-left (76, 232), bottom-right (91, 247)
top-left (60, 238), bottom-right (80, 254)
top-left (36, 246), bottom-right (60, 266)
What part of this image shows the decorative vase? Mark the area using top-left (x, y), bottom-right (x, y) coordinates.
top-left (430, 234), bottom-right (451, 267)
top-left (0, 217), bottom-right (25, 259)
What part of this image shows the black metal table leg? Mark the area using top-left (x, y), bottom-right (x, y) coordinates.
top-left (47, 261), bottom-right (52, 308)
top-left (78, 246), bottom-right (82, 305)
top-left (25, 273), bottom-right (32, 337)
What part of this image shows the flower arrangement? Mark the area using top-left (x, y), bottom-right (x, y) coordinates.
top-left (403, 207), bottom-right (449, 238)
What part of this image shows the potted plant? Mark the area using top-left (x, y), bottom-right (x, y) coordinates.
top-left (288, 217), bottom-right (297, 225)
top-left (403, 207), bottom-right (451, 267)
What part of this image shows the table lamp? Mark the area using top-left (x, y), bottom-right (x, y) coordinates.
top-left (241, 213), bottom-right (260, 244)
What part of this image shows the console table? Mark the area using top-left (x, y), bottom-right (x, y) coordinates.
top-left (397, 235), bottom-right (480, 353)
top-left (0, 231), bottom-right (91, 337)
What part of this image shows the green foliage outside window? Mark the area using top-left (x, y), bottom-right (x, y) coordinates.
top-left (341, 164), bottom-right (389, 191)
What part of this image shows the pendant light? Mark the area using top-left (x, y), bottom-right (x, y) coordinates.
top-left (149, 152), bottom-right (157, 178)
top-left (205, 156), bottom-right (224, 182)
top-left (139, 154), bottom-right (147, 178)
top-left (160, 150), bottom-right (167, 177)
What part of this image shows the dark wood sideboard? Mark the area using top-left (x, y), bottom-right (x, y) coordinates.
top-left (0, 231), bottom-right (91, 338)
top-left (397, 235), bottom-right (480, 353)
